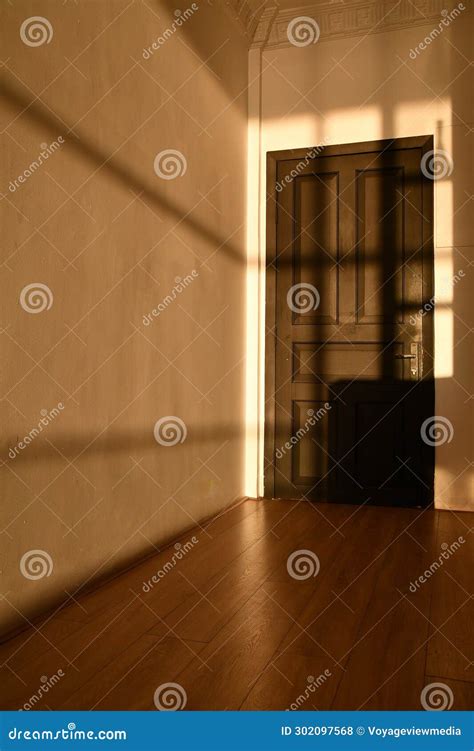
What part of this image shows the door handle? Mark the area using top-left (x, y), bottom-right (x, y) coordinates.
top-left (395, 343), bottom-right (419, 377)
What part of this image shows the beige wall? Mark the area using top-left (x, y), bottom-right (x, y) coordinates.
top-left (0, 0), bottom-right (248, 637)
top-left (246, 9), bottom-right (473, 509)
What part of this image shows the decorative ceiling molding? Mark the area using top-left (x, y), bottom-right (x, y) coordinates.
top-left (240, 0), bottom-right (451, 49)
top-left (252, 5), bottom-right (280, 47)
top-left (219, 0), bottom-right (270, 41)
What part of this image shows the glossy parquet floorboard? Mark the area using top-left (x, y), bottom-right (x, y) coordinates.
top-left (0, 499), bottom-right (472, 711)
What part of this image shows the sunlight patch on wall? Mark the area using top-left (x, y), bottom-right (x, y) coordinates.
top-left (394, 100), bottom-right (451, 142)
top-left (316, 106), bottom-right (382, 147)
top-left (262, 106), bottom-right (382, 153)
top-left (263, 114), bottom-right (323, 152)
top-left (245, 50), bottom-right (263, 498)
top-left (434, 246), bottom-right (454, 379)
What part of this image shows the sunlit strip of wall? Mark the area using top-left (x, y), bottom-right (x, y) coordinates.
top-left (245, 48), bottom-right (264, 498)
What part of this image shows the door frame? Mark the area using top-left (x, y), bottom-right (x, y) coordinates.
top-left (264, 135), bottom-right (435, 499)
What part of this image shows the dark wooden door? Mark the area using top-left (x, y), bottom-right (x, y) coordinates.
top-left (265, 137), bottom-right (434, 507)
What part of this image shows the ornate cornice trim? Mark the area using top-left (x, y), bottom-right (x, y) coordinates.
top-left (219, 0), bottom-right (270, 41)
top-left (251, 5), bottom-right (279, 48)
top-left (250, 0), bottom-right (453, 49)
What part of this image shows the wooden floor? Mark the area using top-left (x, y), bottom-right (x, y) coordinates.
top-left (1, 499), bottom-right (472, 711)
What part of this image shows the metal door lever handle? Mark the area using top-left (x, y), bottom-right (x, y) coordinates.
top-left (395, 343), bottom-right (420, 377)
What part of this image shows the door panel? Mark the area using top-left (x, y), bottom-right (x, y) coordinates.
top-left (292, 400), bottom-right (329, 485)
top-left (266, 138), bottom-right (434, 507)
top-left (356, 167), bottom-right (404, 324)
top-left (295, 173), bottom-right (339, 323)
